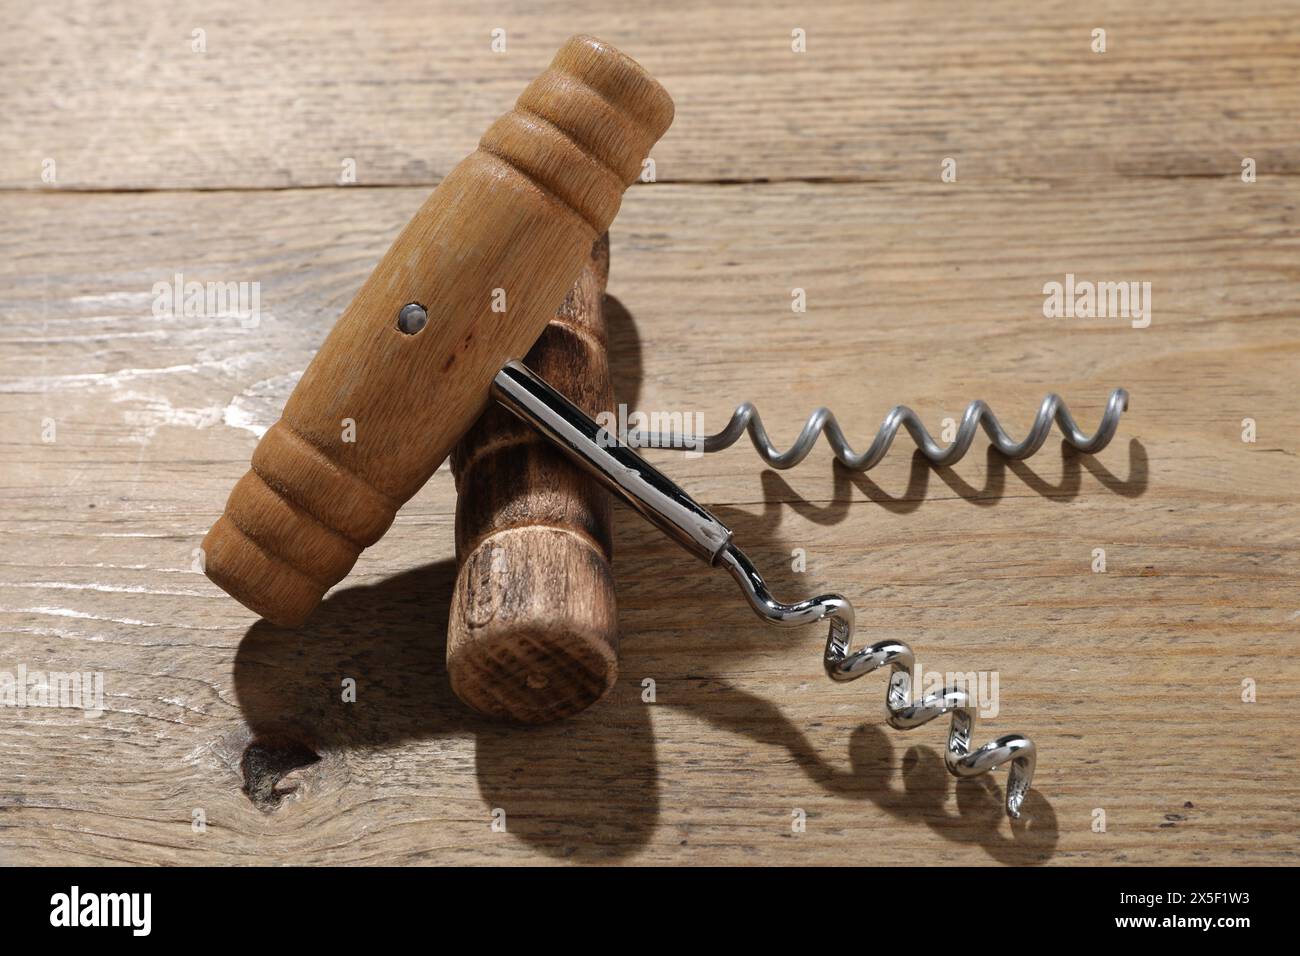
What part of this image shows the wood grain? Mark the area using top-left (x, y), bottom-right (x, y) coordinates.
top-left (3, 1), bottom-right (1299, 191)
top-left (0, 1), bottom-right (1297, 866)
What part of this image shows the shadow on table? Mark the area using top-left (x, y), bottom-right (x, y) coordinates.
top-left (716, 438), bottom-right (1149, 529)
top-left (232, 558), bottom-right (661, 862)
top-left (652, 674), bottom-right (1060, 864)
top-left (232, 551), bottom-right (1058, 864)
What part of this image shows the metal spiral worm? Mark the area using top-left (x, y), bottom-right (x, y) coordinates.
top-left (720, 543), bottom-right (1035, 818)
top-left (631, 387), bottom-right (1130, 470)
top-left (494, 364), bottom-right (1116, 819)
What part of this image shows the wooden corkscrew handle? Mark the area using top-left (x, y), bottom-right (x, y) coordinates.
top-left (448, 234), bottom-right (616, 722)
top-left (202, 37), bottom-right (673, 626)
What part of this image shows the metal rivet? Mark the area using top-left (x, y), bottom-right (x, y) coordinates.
top-left (397, 302), bottom-right (428, 335)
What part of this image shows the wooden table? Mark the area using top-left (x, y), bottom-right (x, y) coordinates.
top-left (2, 0), bottom-right (1296, 865)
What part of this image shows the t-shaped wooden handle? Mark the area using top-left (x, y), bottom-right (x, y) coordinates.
top-left (202, 36), bottom-right (673, 626)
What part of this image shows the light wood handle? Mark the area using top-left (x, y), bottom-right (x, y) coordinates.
top-left (202, 37), bottom-right (672, 626)
top-left (448, 234), bottom-right (616, 722)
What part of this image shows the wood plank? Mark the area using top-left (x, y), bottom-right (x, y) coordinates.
top-left (4, 0), bottom-right (1300, 190)
top-left (1, 177), bottom-right (1296, 863)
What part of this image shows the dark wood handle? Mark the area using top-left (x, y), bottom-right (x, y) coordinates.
top-left (447, 234), bottom-right (617, 722)
top-left (202, 37), bottom-right (672, 626)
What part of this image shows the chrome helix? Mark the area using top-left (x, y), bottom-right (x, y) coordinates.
top-left (629, 388), bottom-right (1129, 470)
top-left (719, 543), bottom-right (1035, 817)
top-left (493, 361), bottom-right (1129, 820)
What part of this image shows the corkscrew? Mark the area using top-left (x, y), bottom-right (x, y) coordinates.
top-left (492, 362), bottom-right (1129, 817)
top-left (202, 36), bottom-right (1130, 823)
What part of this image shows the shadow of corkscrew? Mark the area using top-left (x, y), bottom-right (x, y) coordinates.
top-left (652, 672), bottom-right (1059, 864)
top-left (231, 549), bottom-right (1058, 864)
top-left (707, 438), bottom-right (1148, 529)
top-left (231, 557), bottom-right (662, 863)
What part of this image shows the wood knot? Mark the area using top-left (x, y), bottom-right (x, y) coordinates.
top-left (240, 737), bottom-right (321, 811)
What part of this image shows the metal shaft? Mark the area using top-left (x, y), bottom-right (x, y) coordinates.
top-left (492, 361), bottom-right (733, 563)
